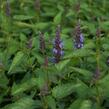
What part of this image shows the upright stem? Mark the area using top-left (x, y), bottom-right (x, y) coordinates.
top-left (95, 28), bottom-right (101, 105)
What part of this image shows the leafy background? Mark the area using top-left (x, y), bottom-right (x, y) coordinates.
top-left (0, 0), bottom-right (109, 109)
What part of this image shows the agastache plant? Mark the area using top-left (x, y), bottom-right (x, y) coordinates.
top-left (74, 20), bottom-right (84, 49)
top-left (52, 25), bottom-right (64, 63)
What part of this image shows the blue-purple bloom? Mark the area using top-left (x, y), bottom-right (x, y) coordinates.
top-left (52, 25), bottom-right (64, 63)
top-left (74, 20), bottom-right (84, 49)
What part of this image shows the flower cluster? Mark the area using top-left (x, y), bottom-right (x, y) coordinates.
top-left (52, 25), bottom-right (64, 63)
top-left (74, 20), bottom-right (84, 49)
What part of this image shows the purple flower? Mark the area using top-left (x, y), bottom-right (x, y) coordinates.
top-left (74, 20), bottom-right (84, 49)
top-left (52, 25), bottom-right (64, 63)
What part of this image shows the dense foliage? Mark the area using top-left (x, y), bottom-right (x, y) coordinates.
top-left (0, 0), bottom-right (109, 109)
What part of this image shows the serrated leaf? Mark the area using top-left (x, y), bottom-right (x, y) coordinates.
top-left (52, 83), bottom-right (81, 99)
top-left (64, 49), bottom-right (94, 61)
top-left (2, 97), bottom-right (41, 109)
top-left (8, 51), bottom-right (24, 74)
top-left (70, 67), bottom-right (93, 80)
top-left (55, 59), bottom-right (70, 71)
top-left (72, 49), bottom-right (94, 57)
top-left (12, 78), bottom-right (38, 95)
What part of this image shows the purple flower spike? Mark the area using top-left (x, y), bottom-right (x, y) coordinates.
top-left (74, 20), bottom-right (84, 49)
top-left (80, 34), bottom-right (84, 43)
top-left (53, 48), bottom-right (58, 54)
top-left (52, 25), bottom-right (64, 63)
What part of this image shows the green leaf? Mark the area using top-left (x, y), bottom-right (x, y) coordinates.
top-left (8, 51), bottom-right (24, 74)
top-left (68, 99), bottom-right (92, 109)
top-left (80, 100), bottom-right (92, 109)
top-left (64, 48), bottom-right (94, 59)
top-left (35, 22), bottom-right (50, 30)
top-left (52, 83), bottom-right (81, 99)
top-left (97, 74), bottom-right (109, 97)
top-left (46, 95), bottom-right (56, 109)
top-left (72, 49), bottom-right (94, 57)
top-left (70, 67), bottom-right (93, 80)
top-left (102, 44), bottom-right (109, 50)
top-left (0, 72), bottom-right (8, 88)
top-left (13, 15), bottom-right (34, 21)
top-left (84, 41), bottom-right (95, 49)
top-left (53, 12), bottom-right (62, 25)
top-left (75, 80), bottom-right (91, 98)
top-left (12, 78), bottom-right (38, 95)
top-left (2, 97), bottom-right (41, 109)
top-left (68, 99), bottom-right (82, 109)
top-left (55, 59), bottom-right (70, 71)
